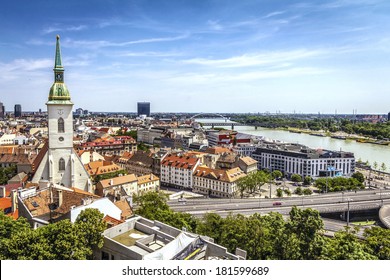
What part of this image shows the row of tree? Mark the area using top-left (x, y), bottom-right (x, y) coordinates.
top-left (134, 192), bottom-right (390, 260)
top-left (235, 115), bottom-right (390, 140)
top-left (314, 173), bottom-right (365, 193)
top-left (0, 208), bottom-right (106, 260)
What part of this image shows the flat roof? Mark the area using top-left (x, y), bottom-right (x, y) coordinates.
top-left (112, 229), bottom-right (147, 247)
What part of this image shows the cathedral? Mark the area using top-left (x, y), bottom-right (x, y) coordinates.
top-left (32, 35), bottom-right (91, 192)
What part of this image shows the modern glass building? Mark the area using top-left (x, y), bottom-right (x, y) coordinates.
top-left (14, 104), bottom-right (22, 117)
top-left (137, 102), bottom-right (150, 117)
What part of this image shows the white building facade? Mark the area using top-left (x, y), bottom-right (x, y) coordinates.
top-left (252, 143), bottom-right (355, 178)
top-left (192, 166), bottom-right (246, 198)
top-left (160, 154), bottom-right (201, 190)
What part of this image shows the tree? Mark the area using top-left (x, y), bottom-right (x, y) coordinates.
top-left (303, 176), bottom-right (312, 186)
top-left (294, 187), bottom-right (303, 195)
top-left (352, 172), bottom-right (365, 184)
top-left (0, 165), bottom-right (17, 185)
top-left (373, 161), bottom-right (378, 170)
top-left (286, 207), bottom-right (325, 259)
top-left (283, 188), bottom-right (292, 196)
top-left (291, 174), bottom-right (302, 183)
top-left (236, 171), bottom-right (269, 197)
top-left (322, 227), bottom-right (376, 260)
top-left (303, 188), bottom-right (313, 195)
top-left (40, 219), bottom-right (87, 260)
top-left (0, 209), bottom-right (107, 260)
top-left (363, 227), bottom-right (390, 260)
top-left (134, 191), bottom-right (170, 219)
top-left (219, 214), bottom-right (248, 254)
top-left (380, 162), bottom-right (387, 172)
top-left (134, 192), bottom-right (198, 232)
top-left (75, 208), bottom-right (107, 259)
top-left (276, 188), bottom-right (284, 198)
top-left (271, 170), bottom-right (283, 180)
top-left (196, 213), bottom-right (224, 245)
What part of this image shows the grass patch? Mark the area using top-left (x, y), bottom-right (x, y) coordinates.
top-left (351, 220), bottom-right (376, 226)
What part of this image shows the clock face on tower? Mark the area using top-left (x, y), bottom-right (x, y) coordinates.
top-left (55, 73), bottom-right (63, 82)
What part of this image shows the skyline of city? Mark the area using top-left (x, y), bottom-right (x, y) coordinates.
top-left (1, 0), bottom-right (390, 113)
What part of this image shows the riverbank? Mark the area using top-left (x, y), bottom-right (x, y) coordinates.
top-left (283, 127), bottom-right (390, 146)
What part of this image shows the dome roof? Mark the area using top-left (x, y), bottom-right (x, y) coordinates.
top-left (49, 82), bottom-right (71, 101)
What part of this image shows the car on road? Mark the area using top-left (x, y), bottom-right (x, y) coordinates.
top-left (273, 202), bottom-right (282, 206)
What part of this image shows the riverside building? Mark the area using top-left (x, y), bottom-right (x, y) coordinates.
top-left (252, 142), bottom-right (355, 178)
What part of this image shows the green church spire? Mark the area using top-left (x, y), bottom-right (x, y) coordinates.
top-left (47, 35), bottom-right (73, 104)
top-left (54, 35), bottom-right (63, 71)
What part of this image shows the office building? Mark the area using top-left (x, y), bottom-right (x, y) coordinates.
top-left (14, 104), bottom-right (22, 118)
top-left (252, 142), bottom-right (355, 178)
top-left (0, 102), bottom-right (4, 118)
top-left (137, 102), bottom-right (150, 117)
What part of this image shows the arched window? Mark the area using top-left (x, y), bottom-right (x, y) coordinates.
top-left (59, 158), bottom-right (65, 171)
top-left (58, 118), bottom-right (65, 133)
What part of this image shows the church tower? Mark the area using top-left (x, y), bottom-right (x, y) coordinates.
top-left (32, 35), bottom-right (91, 191)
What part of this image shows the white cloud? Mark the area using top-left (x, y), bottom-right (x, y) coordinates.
top-left (207, 20), bottom-right (223, 31)
top-left (165, 66), bottom-right (329, 86)
top-left (264, 11), bottom-right (287, 18)
top-left (42, 25), bottom-right (88, 34)
top-left (64, 33), bottom-right (190, 49)
top-left (182, 49), bottom-right (327, 68)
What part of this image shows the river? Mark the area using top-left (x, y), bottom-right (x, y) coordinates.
top-left (196, 118), bottom-right (390, 167)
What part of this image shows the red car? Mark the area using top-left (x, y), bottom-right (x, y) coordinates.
top-left (273, 202), bottom-right (282, 206)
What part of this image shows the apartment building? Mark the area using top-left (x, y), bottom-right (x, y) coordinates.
top-left (160, 154), bottom-right (201, 190)
top-left (192, 166), bottom-right (246, 198)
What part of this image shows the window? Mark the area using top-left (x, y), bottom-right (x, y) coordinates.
top-left (58, 117), bottom-right (65, 133)
top-left (101, 251), bottom-right (110, 260)
top-left (59, 158), bottom-right (65, 171)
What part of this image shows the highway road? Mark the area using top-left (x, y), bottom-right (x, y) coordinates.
top-left (167, 189), bottom-right (390, 216)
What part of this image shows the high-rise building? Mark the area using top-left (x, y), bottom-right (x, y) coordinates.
top-left (0, 102), bottom-right (4, 118)
top-left (14, 104), bottom-right (22, 118)
top-left (388, 112), bottom-right (390, 121)
top-left (137, 102), bottom-right (150, 117)
top-left (32, 35), bottom-right (91, 192)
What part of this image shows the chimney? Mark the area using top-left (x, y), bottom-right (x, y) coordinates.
top-left (110, 179), bottom-right (114, 185)
top-left (11, 189), bottom-right (17, 213)
top-left (150, 174), bottom-right (154, 180)
top-left (57, 190), bottom-right (63, 207)
top-left (0, 186), bottom-right (5, 198)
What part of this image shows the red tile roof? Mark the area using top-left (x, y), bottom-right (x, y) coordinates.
top-left (0, 197), bottom-right (11, 211)
top-left (103, 215), bottom-right (123, 227)
top-left (161, 154), bottom-right (199, 170)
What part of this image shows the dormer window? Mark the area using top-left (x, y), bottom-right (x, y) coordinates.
top-left (58, 117), bottom-right (65, 133)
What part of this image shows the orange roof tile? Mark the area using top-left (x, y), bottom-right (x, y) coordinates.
top-left (103, 215), bottom-right (123, 227)
top-left (137, 174), bottom-right (159, 185)
top-left (194, 166), bottom-right (246, 183)
top-left (114, 200), bottom-right (133, 219)
top-left (0, 197), bottom-right (12, 211)
top-left (98, 174), bottom-right (137, 189)
top-left (161, 154), bottom-right (199, 170)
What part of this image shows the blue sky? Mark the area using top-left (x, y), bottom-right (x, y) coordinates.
top-left (1, 0), bottom-right (390, 114)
